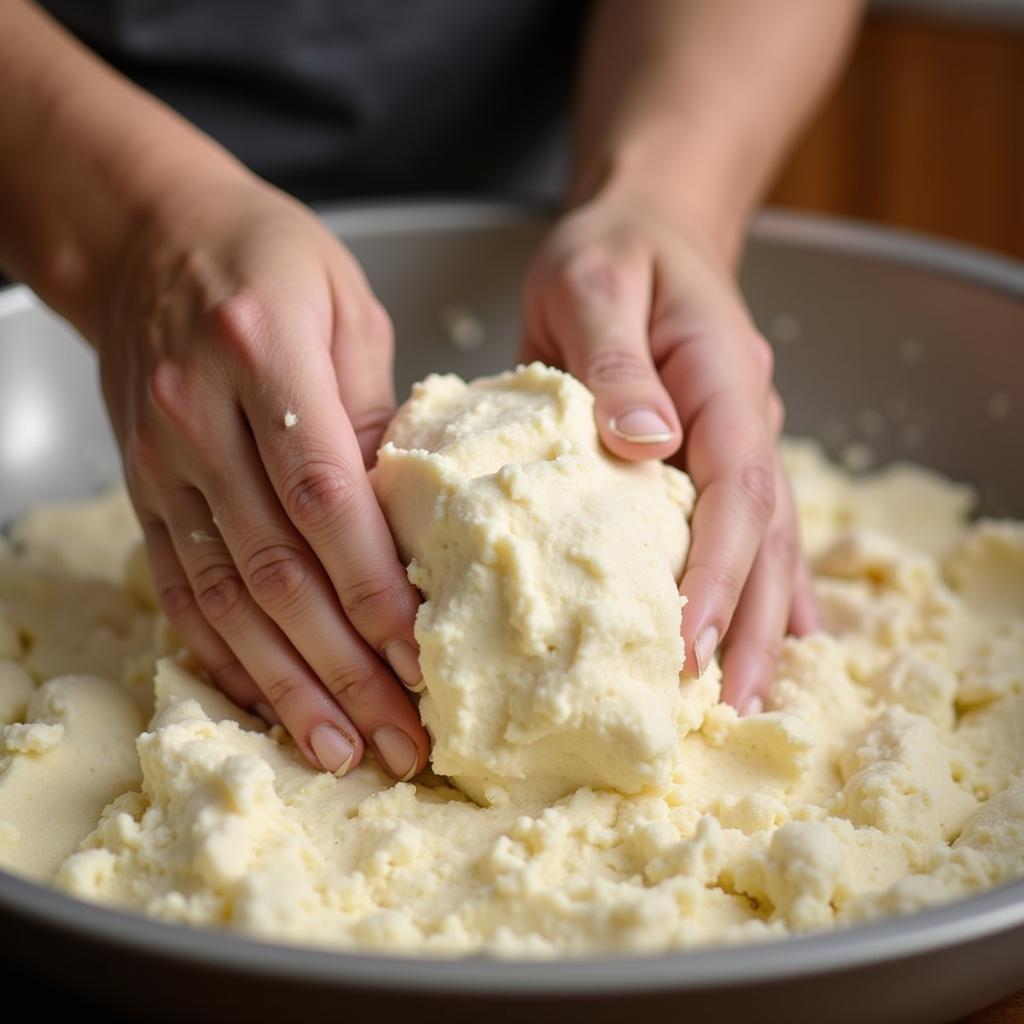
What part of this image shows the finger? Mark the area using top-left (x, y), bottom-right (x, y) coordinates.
top-left (330, 290), bottom-right (397, 469)
top-left (138, 511), bottom-right (271, 720)
top-left (660, 330), bottom-right (777, 679)
top-left (718, 454), bottom-right (800, 714)
top-left (162, 483), bottom-right (370, 776)
top-left (539, 246), bottom-right (682, 461)
top-left (519, 279), bottom-right (564, 368)
top-left (234, 331), bottom-right (425, 698)
top-left (788, 556), bottom-right (821, 636)
top-left (184, 421), bottom-right (429, 782)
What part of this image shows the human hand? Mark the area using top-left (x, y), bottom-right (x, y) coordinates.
top-left (521, 198), bottom-right (819, 714)
top-left (94, 174), bottom-right (429, 779)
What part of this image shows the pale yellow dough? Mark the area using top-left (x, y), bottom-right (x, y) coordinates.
top-left (372, 364), bottom-right (700, 802)
top-left (0, 364), bottom-right (1021, 958)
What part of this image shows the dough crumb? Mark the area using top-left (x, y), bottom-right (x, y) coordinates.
top-left (441, 306), bottom-right (486, 352)
top-left (3, 721), bottom-right (64, 754)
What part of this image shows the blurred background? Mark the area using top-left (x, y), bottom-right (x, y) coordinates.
top-left (771, 0), bottom-right (1023, 258)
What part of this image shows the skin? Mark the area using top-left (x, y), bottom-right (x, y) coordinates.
top-left (0, 0), bottom-right (861, 775)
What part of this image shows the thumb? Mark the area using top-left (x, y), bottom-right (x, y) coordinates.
top-left (542, 248), bottom-right (681, 461)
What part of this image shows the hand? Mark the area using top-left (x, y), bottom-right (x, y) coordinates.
top-left (94, 174), bottom-right (429, 779)
top-left (521, 198), bottom-right (819, 714)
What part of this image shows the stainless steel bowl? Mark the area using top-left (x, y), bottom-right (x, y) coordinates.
top-left (1, 204), bottom-right (1022, 1023)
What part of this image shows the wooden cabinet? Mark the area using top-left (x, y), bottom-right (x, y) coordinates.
top-left (768, 11), bottom-right (1024, 258)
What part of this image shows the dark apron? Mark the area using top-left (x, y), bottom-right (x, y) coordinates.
top-left (41, 0), bottom-right (590, 204)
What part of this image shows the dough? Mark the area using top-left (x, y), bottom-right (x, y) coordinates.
top-left (372, 364), bottom-right (699, 801)
top-left (0, 365), bottom-right (1021, 958)
top-left (0, 675), bottom-right (144, 879)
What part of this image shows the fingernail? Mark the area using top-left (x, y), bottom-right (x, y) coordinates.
top-left (609, 408), bottom-right (674, 444)
top-left (310, 723), bottom-right (355, 776)
top-left (694, 626), bottom-right (720, 677)
top-left (742, 695), bottom-right (764, 717)
top-left (255, 702), bottom-right (281, 727)
top-left (373, 725), bottom-right (419, 782)
top-left (385, 639), bottom-right (424, 692)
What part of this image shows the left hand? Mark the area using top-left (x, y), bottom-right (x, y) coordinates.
top-left (520, 197), bottom-right (819, 714)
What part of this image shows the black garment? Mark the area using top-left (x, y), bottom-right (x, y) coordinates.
top-left (41, 0), bottom-right (590, 205)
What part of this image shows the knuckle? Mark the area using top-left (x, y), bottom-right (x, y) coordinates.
top-left (325, 661), bottom-right (385, 707)
top-left (125, 423), bottom-right (165, 480)
top-left (147, 360), bottom-right (187, 422)
top-left (359, 299), bottom-right (395, 351)
top-left (686, 562), bottom-right (746, 606)
top-left (208, 292), bottom-right (268, 368)
top-left (748, 639), bottom-right (782, 678)
top-left (123, 461), bottom-right (147, 499)
top-left (584, 346), bottom-right (653, 389)
top-left (243, 544), bottom-right (311, 614)
top-left (554, 246), bottom-right (627, 303)
top-left (209, 660), bottom-right (257, 701)
top-left (134, 504), bottom-right (163, 529)
top-left (648, 305), bottom-right (706, 355)
top-left (341, 572), bottom-right (410, 626)
top-left (349, 405), bottom-right (396, 445)
top-left (157, 582), bottom-right (197, 622)
top-left (766, 526), bottom-right (800, 572)
top-left (147, 366), bottom-right (213, 450)
top-left (739, 459), bottom-right (777, 524)
top-left (141, 315), bottom-right (165, 361)
top-left (284, 461), bottom-right (362, 533)
top-left (262, 674), bottom-right (307, 711)
top-left (177, 246), bottom-right (219, 288)
top-left (193, 563), bottom-right (247, 629)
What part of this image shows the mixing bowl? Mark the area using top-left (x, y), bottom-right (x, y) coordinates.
top-left (0, 203), bottom-right (1022, 1023)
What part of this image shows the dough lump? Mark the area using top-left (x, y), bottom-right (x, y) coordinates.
top-left (372, 363), bottom-right (697, 801)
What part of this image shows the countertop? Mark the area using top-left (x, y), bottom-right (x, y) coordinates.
top-left (963, 990), bottom-right (1024, 1023)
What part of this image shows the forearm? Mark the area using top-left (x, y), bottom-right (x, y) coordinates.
top-left (0, 0), bottom-right (245, 337)
top-left (569, 0), bottom-right (863, 265)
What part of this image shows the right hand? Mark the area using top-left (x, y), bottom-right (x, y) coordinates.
top-left (94, 173), bottom-right (429, 780)
top-left (521, 197), bottom-right (819, 715)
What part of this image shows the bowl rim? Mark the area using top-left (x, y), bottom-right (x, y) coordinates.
top-left (311, 199), bottom-right (1024, 300)
top-left (3, 864), bottom-right (1024, 995)
top-left (1, 202), bottom-right (1023, 996)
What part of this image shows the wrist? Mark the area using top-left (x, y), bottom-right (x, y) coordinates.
top-left (48, 135), bottom-right (247, 340)
top-left (0, 0), bottom-right (256, 335)
top-left (566, 113), bottom-right (767, 270)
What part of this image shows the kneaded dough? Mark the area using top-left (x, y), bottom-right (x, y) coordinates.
top-left (0, 365), bottom-right (1022, 958)
top-left (372, 363), bottom-right (699, 801)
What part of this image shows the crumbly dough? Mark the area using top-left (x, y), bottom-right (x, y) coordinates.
top-left (0, 365), bottom-right (1022, 958)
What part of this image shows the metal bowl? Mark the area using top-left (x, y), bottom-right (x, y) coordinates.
top-left (1, 204), bottom-right (1022, 1023)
